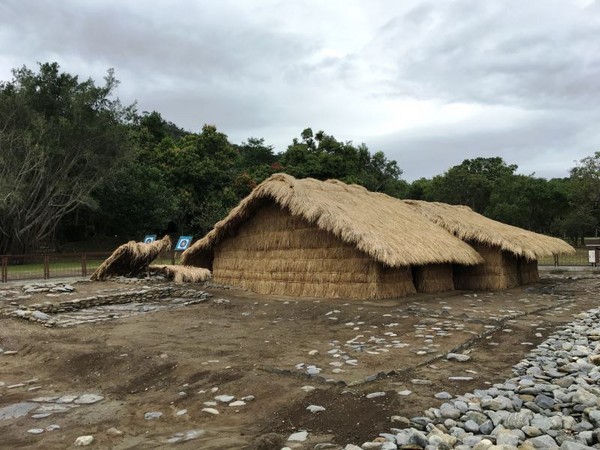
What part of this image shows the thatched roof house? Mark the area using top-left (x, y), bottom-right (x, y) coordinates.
top-left (182, 174), bottom-right (483, 299)
top-left (404, 201), bottom-right (575, 290)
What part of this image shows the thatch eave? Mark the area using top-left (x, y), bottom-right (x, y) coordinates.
top-left (404, 200), bottom-right (575, 260)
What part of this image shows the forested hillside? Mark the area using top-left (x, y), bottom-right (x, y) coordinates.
top-left (1, 63), bottom-right (598, 253)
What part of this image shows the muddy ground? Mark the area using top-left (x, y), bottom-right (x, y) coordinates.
top-left (0, 272), bottom-right (599, 449)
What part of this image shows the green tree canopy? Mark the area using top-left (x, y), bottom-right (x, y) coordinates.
top-left (561, 151), bottom-right (600, 243)
top-left (0, 62), bottom-right (133, 253)
top-left (485, 175), bottom-right (569, 234)
top-left (427, 157), bottom-right (518, 213)
top-left (279, 128), bottom-right (407, 197)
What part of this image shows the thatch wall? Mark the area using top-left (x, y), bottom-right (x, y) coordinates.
top-left (91, 235), bottom-right (172, 281)
top-left (518, 259), bottom-right (540, 285)
top-left (212, 203), bottom-right (416, 299)
top-left (453, 242), bottom-right (520, 290)
top-left (413, 264), bottom-right (454, 293)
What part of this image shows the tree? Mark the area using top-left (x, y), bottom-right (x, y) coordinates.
top-left (558, 151), bottom-right (600, 243)
top-left (150, 124), bottom-right (240, 235)
top-left (428, 157), bottom-right (518, 213)
top-left (362, 150), bottom-right (408, 197)
top-left (89, 163), bottom-right (178, 239)
top-left (0, 62), bottom-right (133, 253)
top-left (279, 128), bottom-right (407, 196)
top-left (233, 137), bottom-right (278, 190)
top-left (406, 178), bottom-right (434, 201)
top-left (56, 110), bottom-right (190, 243)
top-left (569, 151), bottom-right (600, 214)
top-left (485, 175), bottom-right (569, 234)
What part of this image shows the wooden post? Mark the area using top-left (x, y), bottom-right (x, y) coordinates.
top-left (44, 254), bottom-right (50, 279)
top-left (554, 254), bottom-right (559, 267)
top-left (1, 256), bottom-right (7, 283)
top-left (81, 253), bottom-right (87, 277)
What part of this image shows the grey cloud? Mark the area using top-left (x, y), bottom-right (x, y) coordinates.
top-left (0, 0), bottom-right (322, 133)
top-left (135, 85), bottom-right (279, 133)
top-left (374, 0), bottom-right (600, 110)
top-left (1, 0), bottom-right (316, 85)
top-left (0, 0), bottom-right (598, 181)
top-left (372, 110), bottom-right (599, 181)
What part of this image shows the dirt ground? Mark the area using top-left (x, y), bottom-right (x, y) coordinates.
top-left (1, 272), bottom-right (599, 449)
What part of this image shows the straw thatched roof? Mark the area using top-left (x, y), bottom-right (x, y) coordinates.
top-left (150, 265), bottom-right (212, 283)
top-left (404, 200), bottom-right (575, 260)
top-left (182, 173), bottom-right (483, 268)
top-left (91, 235), bottom-right (172, 281)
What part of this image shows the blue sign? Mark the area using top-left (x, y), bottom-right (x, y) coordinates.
top-left (143, 235), bottom-right (157, 244)
top-left (175, 236), bottom-right (193, 251)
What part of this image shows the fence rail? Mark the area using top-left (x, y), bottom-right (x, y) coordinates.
top-left (537, 248), bottom-right (591, 267)
top-left (0, 248), bottom-right (593, 283)
top-left (0, 251), bottom-right (181, 283)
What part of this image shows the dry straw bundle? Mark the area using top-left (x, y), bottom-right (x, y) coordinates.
top-left (91, 235), bottom-right (172, 281)
top-left (150, 264), bottom-right (212, 283)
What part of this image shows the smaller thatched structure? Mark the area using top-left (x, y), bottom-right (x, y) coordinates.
top-left (90, 235), bottom-right (171, 281)
top-left (404, 201), bottom-right (575, 290)
top-left (150, 265), bottom-right (212, 283)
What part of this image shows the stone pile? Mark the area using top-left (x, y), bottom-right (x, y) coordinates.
top-left (22, 283), bottom-right (76, 294)
top-left (113, 275), bottom-right (166, 284)
top-left (356, 307), bottom-right (600, 450)
top-left (0, 289), bottom-right (20, 299)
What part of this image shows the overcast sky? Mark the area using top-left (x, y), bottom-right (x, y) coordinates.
top-left (1, 0), bottom-right (599, 181)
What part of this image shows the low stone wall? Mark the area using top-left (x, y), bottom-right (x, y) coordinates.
top-left (6, 286), bottom-right (210, 325)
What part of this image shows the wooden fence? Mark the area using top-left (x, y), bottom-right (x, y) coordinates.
top-left (0, 251), bottom-right (180, 283)
top-left (0, 248), bottom-right (593, 283)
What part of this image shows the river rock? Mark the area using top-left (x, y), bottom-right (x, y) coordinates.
top-left (74, 394), bottom-right (104, 404)
top-left (32, 311), bottom-right (51, 321)
top-left (503, 410), bottom-right (533, 429)
top-left (74, 435), bottom-right (94, 446)
top-left (306, 405), bottom-right (326, 413)
top-left (523, 435), bottom-right (559, 449)
top-left (287, 430), bottom-right (308, 442)
top-left (447, 353), bottom-right (471, 362)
